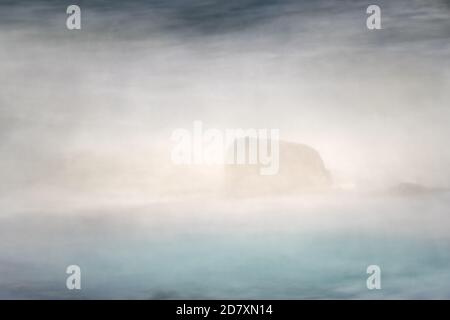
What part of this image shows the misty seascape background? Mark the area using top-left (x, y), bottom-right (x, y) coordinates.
top-left (1, 0), bottom-right (450, 299)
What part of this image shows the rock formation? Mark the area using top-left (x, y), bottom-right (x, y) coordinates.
top-left (224, 139), bottom-right (331, 197)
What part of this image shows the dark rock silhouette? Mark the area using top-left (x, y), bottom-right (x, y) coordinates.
top-left (224, 139), bottom-right (331, 197)
top-left (388, 182), bottom-right (449, 196)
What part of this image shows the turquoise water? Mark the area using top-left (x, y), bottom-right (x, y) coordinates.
top-left (1, 193), bottom-right (450, 299)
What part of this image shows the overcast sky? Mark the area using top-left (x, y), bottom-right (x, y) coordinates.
top-left (1, 0), bottom-right (450, 192)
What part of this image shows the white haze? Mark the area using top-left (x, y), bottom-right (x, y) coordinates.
top-left (1, 0), bottom-right (449, 204)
